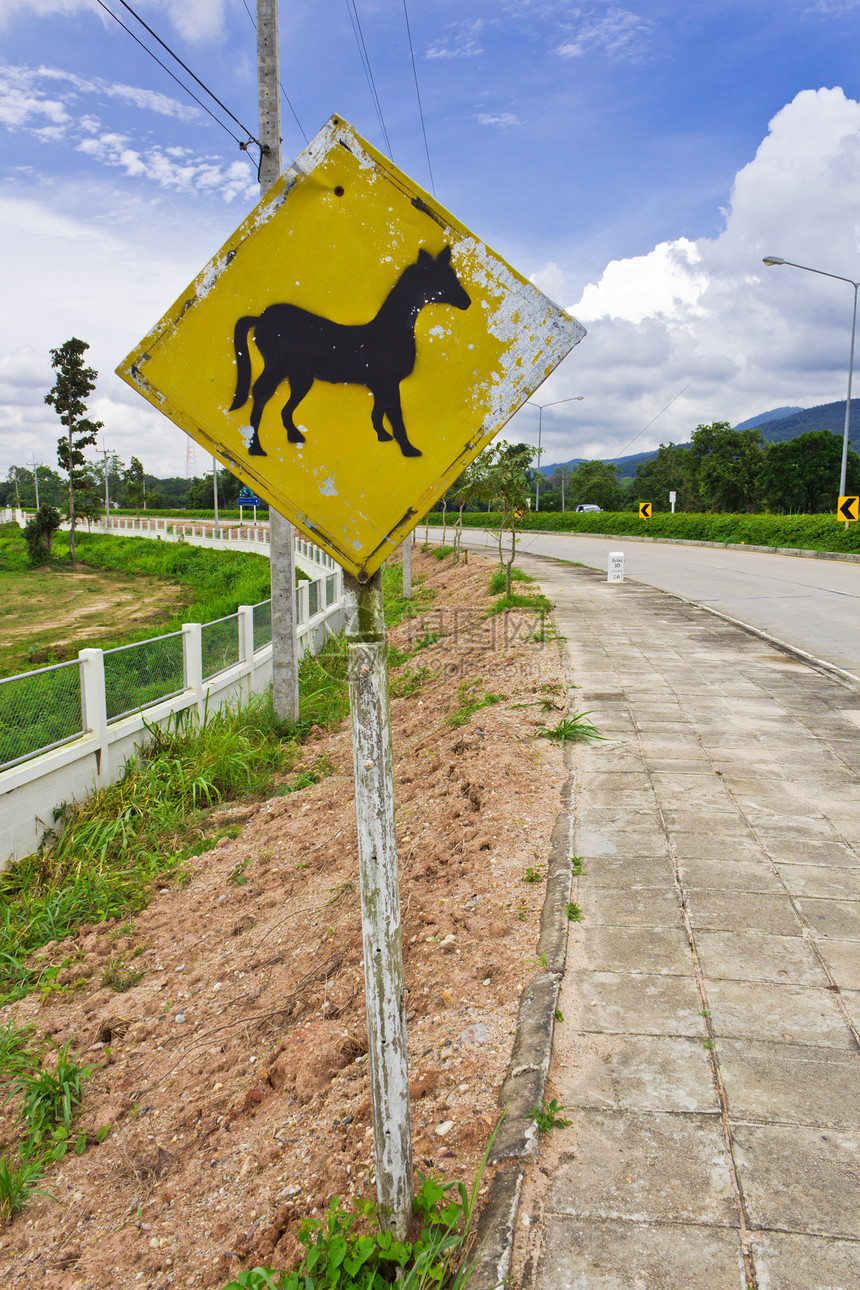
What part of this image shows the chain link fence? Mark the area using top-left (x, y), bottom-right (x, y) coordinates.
top-left (201, 612), bottom-right (240, 680)
top-left (103, 632), bottom-right (185, 722)
top-left (0, 659), bottom-right (83, 769)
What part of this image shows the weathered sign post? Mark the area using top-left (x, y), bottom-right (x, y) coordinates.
top-left (117, 116), bottom-right (584, 1238)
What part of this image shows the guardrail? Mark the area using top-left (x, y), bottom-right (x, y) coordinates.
top-left (0, 550), bottom-right (345, 868)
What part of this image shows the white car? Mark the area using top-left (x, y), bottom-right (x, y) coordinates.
top-left (574, 504), bottom-right (602, 512)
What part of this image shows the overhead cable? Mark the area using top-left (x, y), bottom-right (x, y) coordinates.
top-left (94, 0), bottom-right (248, 146)
top-left (344, 0), bottom-right (394, 158)
top-left (111, 0), bottom-right (261, 146)
top-left (402, 0), bottom-right (435, 195)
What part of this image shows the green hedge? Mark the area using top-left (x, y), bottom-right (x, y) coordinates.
top-left (430, 511), bottom-right (860, 554)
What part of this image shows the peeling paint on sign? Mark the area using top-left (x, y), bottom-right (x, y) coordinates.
top-left (117, 115), bottom-right (585, 580)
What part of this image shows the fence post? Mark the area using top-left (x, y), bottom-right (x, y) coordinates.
top-left (79, 648), bottom-right (109, 786)
top-left (183, 623), bottom-right (205, 719)
top-left (238, 605), bottom-right (255, 700)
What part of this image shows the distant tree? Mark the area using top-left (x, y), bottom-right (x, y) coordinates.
top-left (24, 504), bottom-right (61, 565)
top-left (634, 443), bottom-right (699, 512)
top-left (759, 429), bottom-right (860, 513)
top-left (122, 456), bottom-right (146, 514)
top-left (690, 421), bottom-right (765, 512)
top-left (186, 469), bottom-right (241, 510)
top-left (147, 489), bottom-right (167, 510)
top-left (45, 338), bottom-right (103, 559)
top-left (568, 460), bottom-right (624, 511)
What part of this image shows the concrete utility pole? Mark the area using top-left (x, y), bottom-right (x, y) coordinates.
top-left (401, 538), bottom-right (412, 598)
top-left (344, 571), bottom-right (414, 1238)
top-left (257, 0), bottom-right (299, 722)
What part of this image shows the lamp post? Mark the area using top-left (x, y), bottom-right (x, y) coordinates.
top-left (527, 395), bottom-right (584, 511)
top-left (762, 256), bottom-right (859, 496)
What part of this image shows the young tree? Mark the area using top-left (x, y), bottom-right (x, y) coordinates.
top-left (568, 460), bottom-right (624, 511)
top-left (483, 441), bottom-right (538, 595)
top-left (45, 338), bottom-right (103, 558)
top-left (449, 459), bottom-right (488, 557)
top-left (24, 504), bottom-right (61, 565)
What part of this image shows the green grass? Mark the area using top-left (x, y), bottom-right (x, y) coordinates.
top-left (486, 590), bottom-right (553, 617)
top-left (538, 712), bottom-right (605, 743)
top-left (488, 565), bottom-right (533, 594)
top-left (447, 680), bottom-right (504, 729)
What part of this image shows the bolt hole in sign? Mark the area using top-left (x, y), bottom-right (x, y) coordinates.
top-left (117, 116), bottom-right (586, 581)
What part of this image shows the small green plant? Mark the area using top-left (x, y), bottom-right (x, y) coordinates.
top-left (0, 1145), bottom-right (54, 1221)
top-left (447, 680), bottom-right (504, 729)
top-left (538, 712), bottom-right (606, 743)
top-left (228, 858), bottom-right (251, 886)
top-left (517, 902), bottom-right (529, 922)
top-left (566, 902), bottom-right (584, 922)
top-left (703, 1039), bottom-right (713, 1050)
top-left (532, 1098), bottom-right (573, 1133)
top-left (570, 857), bottom-right (584, 876)
top-left (6, 1040), bottom-right (94, 1144)
top-left (523, 865), bottom-right (544, 884)
top-left (219, 1130), bottom-right (497, 1290)
top-left (554, 1008), bottom-right (564, 1022)
top-left (100, 955), bottom-right (145, 993)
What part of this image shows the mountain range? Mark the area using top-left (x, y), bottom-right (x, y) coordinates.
top-left (540, 401), bottom-right (860, 478)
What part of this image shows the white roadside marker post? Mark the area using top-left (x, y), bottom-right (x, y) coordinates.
top-left (608, 551), bottom-right (624, 583)
top-left (344, 570), bottom-right (413, 1239)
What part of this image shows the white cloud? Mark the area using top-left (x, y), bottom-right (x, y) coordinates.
top-left (426, 20), bottom-right (484, 59)
top-left (556, 7), bottom-right (653, 62)
top-left (513, 87), bottom-right (860, 462)
top-left (76, 132), bottom-right (256, 200)
top-left (476, 111), bottom-right (522, 127)
top-left (0, 0), bottom-right (229, 42)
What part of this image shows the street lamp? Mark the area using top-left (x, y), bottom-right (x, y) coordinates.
top-left (526, 395), bottom-right (584, 511)
top-left (762, 255), bottom-right (858, 496)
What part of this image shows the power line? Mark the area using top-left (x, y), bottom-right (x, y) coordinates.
top-left (344, 0), bottom-right (394, 158)
top-left (240, 0), bottom-right (309, 146)
top-left (111, 0), bottom-right (261, 145)
top-left (402, 0), bottom-right (434, 195)
top-left (608, 379), bottom-right (697, 464)
top-left (94, 0), bottom-right (248, 146)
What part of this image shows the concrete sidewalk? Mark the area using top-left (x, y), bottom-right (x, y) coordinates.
top-left (514, 557), bottom-right (860, 1290)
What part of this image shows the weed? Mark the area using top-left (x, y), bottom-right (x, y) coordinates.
top-left (570, 857), bottom-right (584, 876)
top-left (523, 865), bottom-right (544, 884)
top-left (447, 680), bottom-right (504, 729)
top-left (488, 565), bottom-right (533, 595)
top-left (703, 1039), bottom-right (713, 1050)
top-left (6, 1040), bottom-right (94, 1144)
top-left (390, 663), bottom-right (431, 700)
top-left (538, 712), bottom-right (606, 744)
top-left (532, 1098), bottom-right (573, 1133)
top-left (0, 1145), bottom-right (54, 1221)
top-left (100, 955), bottom-right (145, 993)
top-left (566, 902), bottom-right (584, 922)
top-left (219, 1129), bottom-right (497, 1290)
top-left (485, 591), bottom-right (552, 617)
top-left (517, 905), bottom-right (529, 922)
top-left (554, 1009), bottom-right (564, 1023)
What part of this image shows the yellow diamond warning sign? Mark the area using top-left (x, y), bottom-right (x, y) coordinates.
top-left (117, 116), bottom-right (585, 580)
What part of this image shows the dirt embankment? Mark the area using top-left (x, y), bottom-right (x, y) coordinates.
top-left (0, 550), bottom-right (569, 1290)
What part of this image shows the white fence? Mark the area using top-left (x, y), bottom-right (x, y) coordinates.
top-left (0, 532), bottom-right (345, 868)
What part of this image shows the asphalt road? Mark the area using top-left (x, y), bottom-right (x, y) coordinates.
top-left (448, 528), bottom-right (860, 681)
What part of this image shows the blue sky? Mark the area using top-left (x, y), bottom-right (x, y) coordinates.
top-left (2, 0), bottom-right (860, 479)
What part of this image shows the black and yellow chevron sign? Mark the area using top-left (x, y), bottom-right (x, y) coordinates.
top-left (639, 501), bottom-right (652, 520)
top-left (838, 495), bottom-right (859, 522)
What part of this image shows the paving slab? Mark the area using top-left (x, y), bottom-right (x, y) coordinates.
top-left (776, 862), bottom-right (860, 899)
top-left (577, 925), bottom-right (695, 977)
top-left (732, 1123), bottom-right (860, 1237)
top-left (685, 890), bottom-right (803, 936)
top-left (814, 938), bottom-right (860, 990)
top-left (555, 1034), bottom-right (719, 1113)
top-left (578, 854), bottom-right (677, 889)
top-left (750, 1232), bottom-right (860, 1290)
top-left (705, 979), bottom-right (854, 1048)
top-left (693, 930), bottom-right (829, 985)
top-left (580, 887), bottom-right (685, 928)
top-left (676, 857), bottom-right (783, 892)
top-left (562, 970), bottom-right (706, 1037)
top-left (717, 1038), bottom-right (860, 1127)
top-left (547, 1110), bottom-right (736, 1226)
top-left (795, 896), bottom-right (860, 940)
top-left (539, 1217), bottom-right (748, 1290)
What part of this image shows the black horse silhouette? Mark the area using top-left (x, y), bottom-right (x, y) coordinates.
top-left (229, 245), bottom-right (471, 459)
